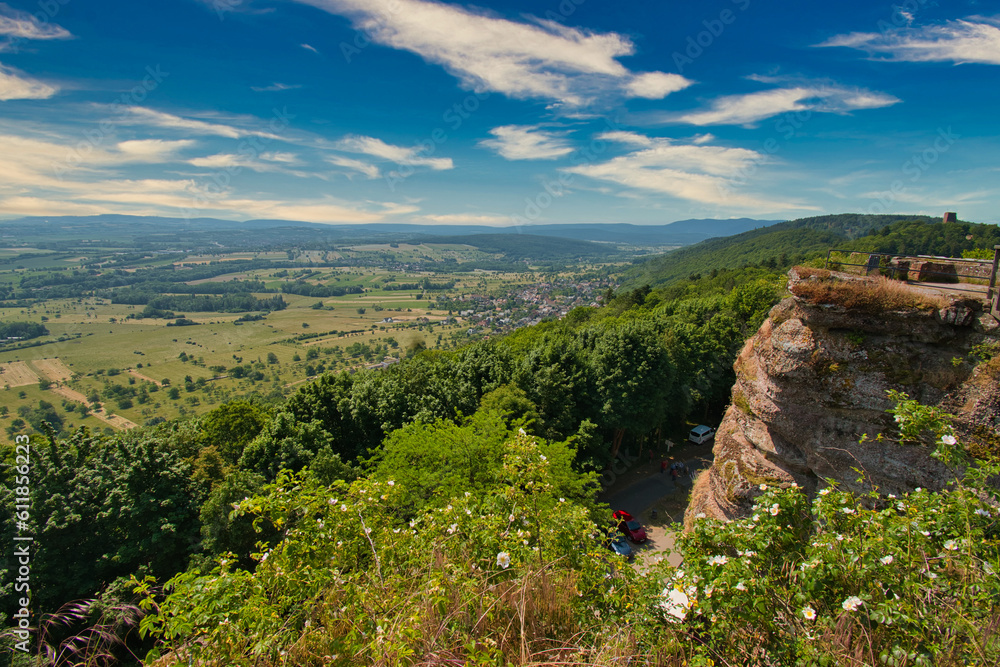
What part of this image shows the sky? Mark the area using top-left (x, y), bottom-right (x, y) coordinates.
top-left (0, 0), bottom-right (999, 227)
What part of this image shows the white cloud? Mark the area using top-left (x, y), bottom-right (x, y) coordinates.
top-left (117, 107), bottom-right (285, 140)
top-left (479, 125), bottom-right (572, 160)
top-left (188, 151), bottom-right (315, 178)
top-left (295, 0), bottom-right (691, 107)
top-left (626, 72), bottom-right (689, 99)
top-left (326, 154), bottom-right (380, 179)
top-left (0, 62), bottom-right (57, 100)
top-left (0, 133), bottom-right (192, 191)
top-left (334, 134), bottom-right (453, 170)
top-left (0, 130), bottom-right (388, 223)
top-left (251, 82), bottom-right (303, 92)
top-left (301, 43), bottom-right (319, 54)
top-left (0, 3), bottom-right (72, 42)
top-left (418, 213), bottom-right (510, 225)
top-left (116, 139), bottom-right (196, 160)
top-left (563, 132), bottom-right (816, 212)
top-left (819, 17), bottom-right (1000, 65)
top-left (597, 131), bottom-right (653, 148)
top-left (673, 85), bottom-right (899, 126)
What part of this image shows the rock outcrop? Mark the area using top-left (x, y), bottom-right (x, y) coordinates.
top-left (687, 267), bottom-right (1000, 525)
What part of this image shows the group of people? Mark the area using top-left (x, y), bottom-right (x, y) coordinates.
top-left (645, 449), bottom-right (689, 481)
top-left (660, 457), bottom-right (688, 481)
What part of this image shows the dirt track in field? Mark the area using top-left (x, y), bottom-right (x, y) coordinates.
top-left (47, 384), bottom-right (138, 430)
top-left (128, 369), bottom-right (162, 386)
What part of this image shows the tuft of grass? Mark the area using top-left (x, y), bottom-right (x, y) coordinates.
top-left (791, 273), bottom-right (948, 313)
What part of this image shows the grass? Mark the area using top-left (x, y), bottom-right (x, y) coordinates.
top-left (0, 258), bottom-right (579, 443)
top-left (790, 271), bottom-right (949, 313)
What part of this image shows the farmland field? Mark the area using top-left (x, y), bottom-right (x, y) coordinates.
top-left (0, 230), bottom-right (620, 443)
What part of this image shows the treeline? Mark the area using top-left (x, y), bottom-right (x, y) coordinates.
top-left (624, 214), bottom-right (938, 288)
top-left (842, 218), bottom-right (1000, 258)
top-left (0, 321), bottom-right (48, 340)
top-left (279, 282), bottom-right (363, 298)
top-left (382, 278), bottom-right (455, 291)
top-left (111, 279), bottom-right (268, 295)
top-left (253, 273), bottom-right (780, 472)
top-left (14, 260), bottom-right (289, 298)
top-left (111, 293), bottom-right (286, 313)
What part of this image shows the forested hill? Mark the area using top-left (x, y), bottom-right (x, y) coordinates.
top-left (411, 233), bottom-right (618, 261)
top-left (622, 213), bottom-right (939, 288)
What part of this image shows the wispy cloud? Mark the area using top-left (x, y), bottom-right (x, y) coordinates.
top-left (670, 83), bottom-right (899, 127)
top-left (301, 43), bottom-right (319, 54)
top-left (563, 132), bottom-right (816, 212)
top-left (479, 125), bottom-right (572, 160)
top-left (188, 151), bottom-right (313, 177)
top-left (418, 213), bottom-right (509, 225)
top-left (0, 62), bottom-right (58, 100)
top-left (0, 128), bottom-right (394, 223)
top-left (251, 82), bottom-right (303, 92)
top-left (0, 3), bottom-right (72, 48)
top-left (819, 17), bottom-right (1000, 65)
top-left (115, 106), bottom-right (283, 140)
top-left (326, 154), bottom-right (380, 179)
top-left (0, 133), bottom-right (192, 190)
top-left (334, 134), bottom-right (453, 170)
top-left (295, 0), bottom-right (691, 107)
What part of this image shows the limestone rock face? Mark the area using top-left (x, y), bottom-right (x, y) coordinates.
top-left (687, 268), bottom-right (1000, 526)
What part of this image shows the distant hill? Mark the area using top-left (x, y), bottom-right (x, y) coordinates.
top-left (414, 233), bottom-right (617, 261)
top-left (622, 213), bottom-right (940, 287)
top-left (0, 215), bottom-right (783, 248)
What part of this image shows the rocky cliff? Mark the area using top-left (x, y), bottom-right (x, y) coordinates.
top-left (687, 267), bottom-right (1000, 525)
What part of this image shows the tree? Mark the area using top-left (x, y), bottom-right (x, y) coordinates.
top-left (198, 400), bottom-right (272, 466)
top-left (0, 428), bottom-right (199, 619)
top-left (589, 320), bottom-right (674, 458)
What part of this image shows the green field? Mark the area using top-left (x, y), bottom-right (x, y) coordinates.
top-left (0, 245), bottom-right (589, 443)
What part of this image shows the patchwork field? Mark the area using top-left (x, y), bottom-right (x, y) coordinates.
top-left (0, 361), bottom-right (39, 388)
top-left (32, 357), bottom-right (74, 382)
top-left (0, 238), bottom-right (611, 443)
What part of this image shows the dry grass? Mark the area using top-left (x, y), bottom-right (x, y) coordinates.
top-left (791, 274), bottom-right (948, 313)
top-left (0, 360), bottom-right (40, 387)
top-left (794, 267), bottom-right (832, 280)
top-left (32, 357), bottom-right (74, 382)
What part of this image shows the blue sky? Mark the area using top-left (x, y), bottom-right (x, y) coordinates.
top-left (0, 0), bottom-right (998, 226)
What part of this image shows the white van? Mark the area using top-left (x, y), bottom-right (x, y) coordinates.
top-left (689, 425), bottom-right (716, 445)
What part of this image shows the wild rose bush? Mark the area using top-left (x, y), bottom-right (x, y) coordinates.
top-left (666, 396), bottom-right (1000, 666)
top-left (136, 397), bottom-right (999, 666)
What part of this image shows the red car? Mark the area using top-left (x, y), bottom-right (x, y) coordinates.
top-left (613, 510), bottom-right (647, 543)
